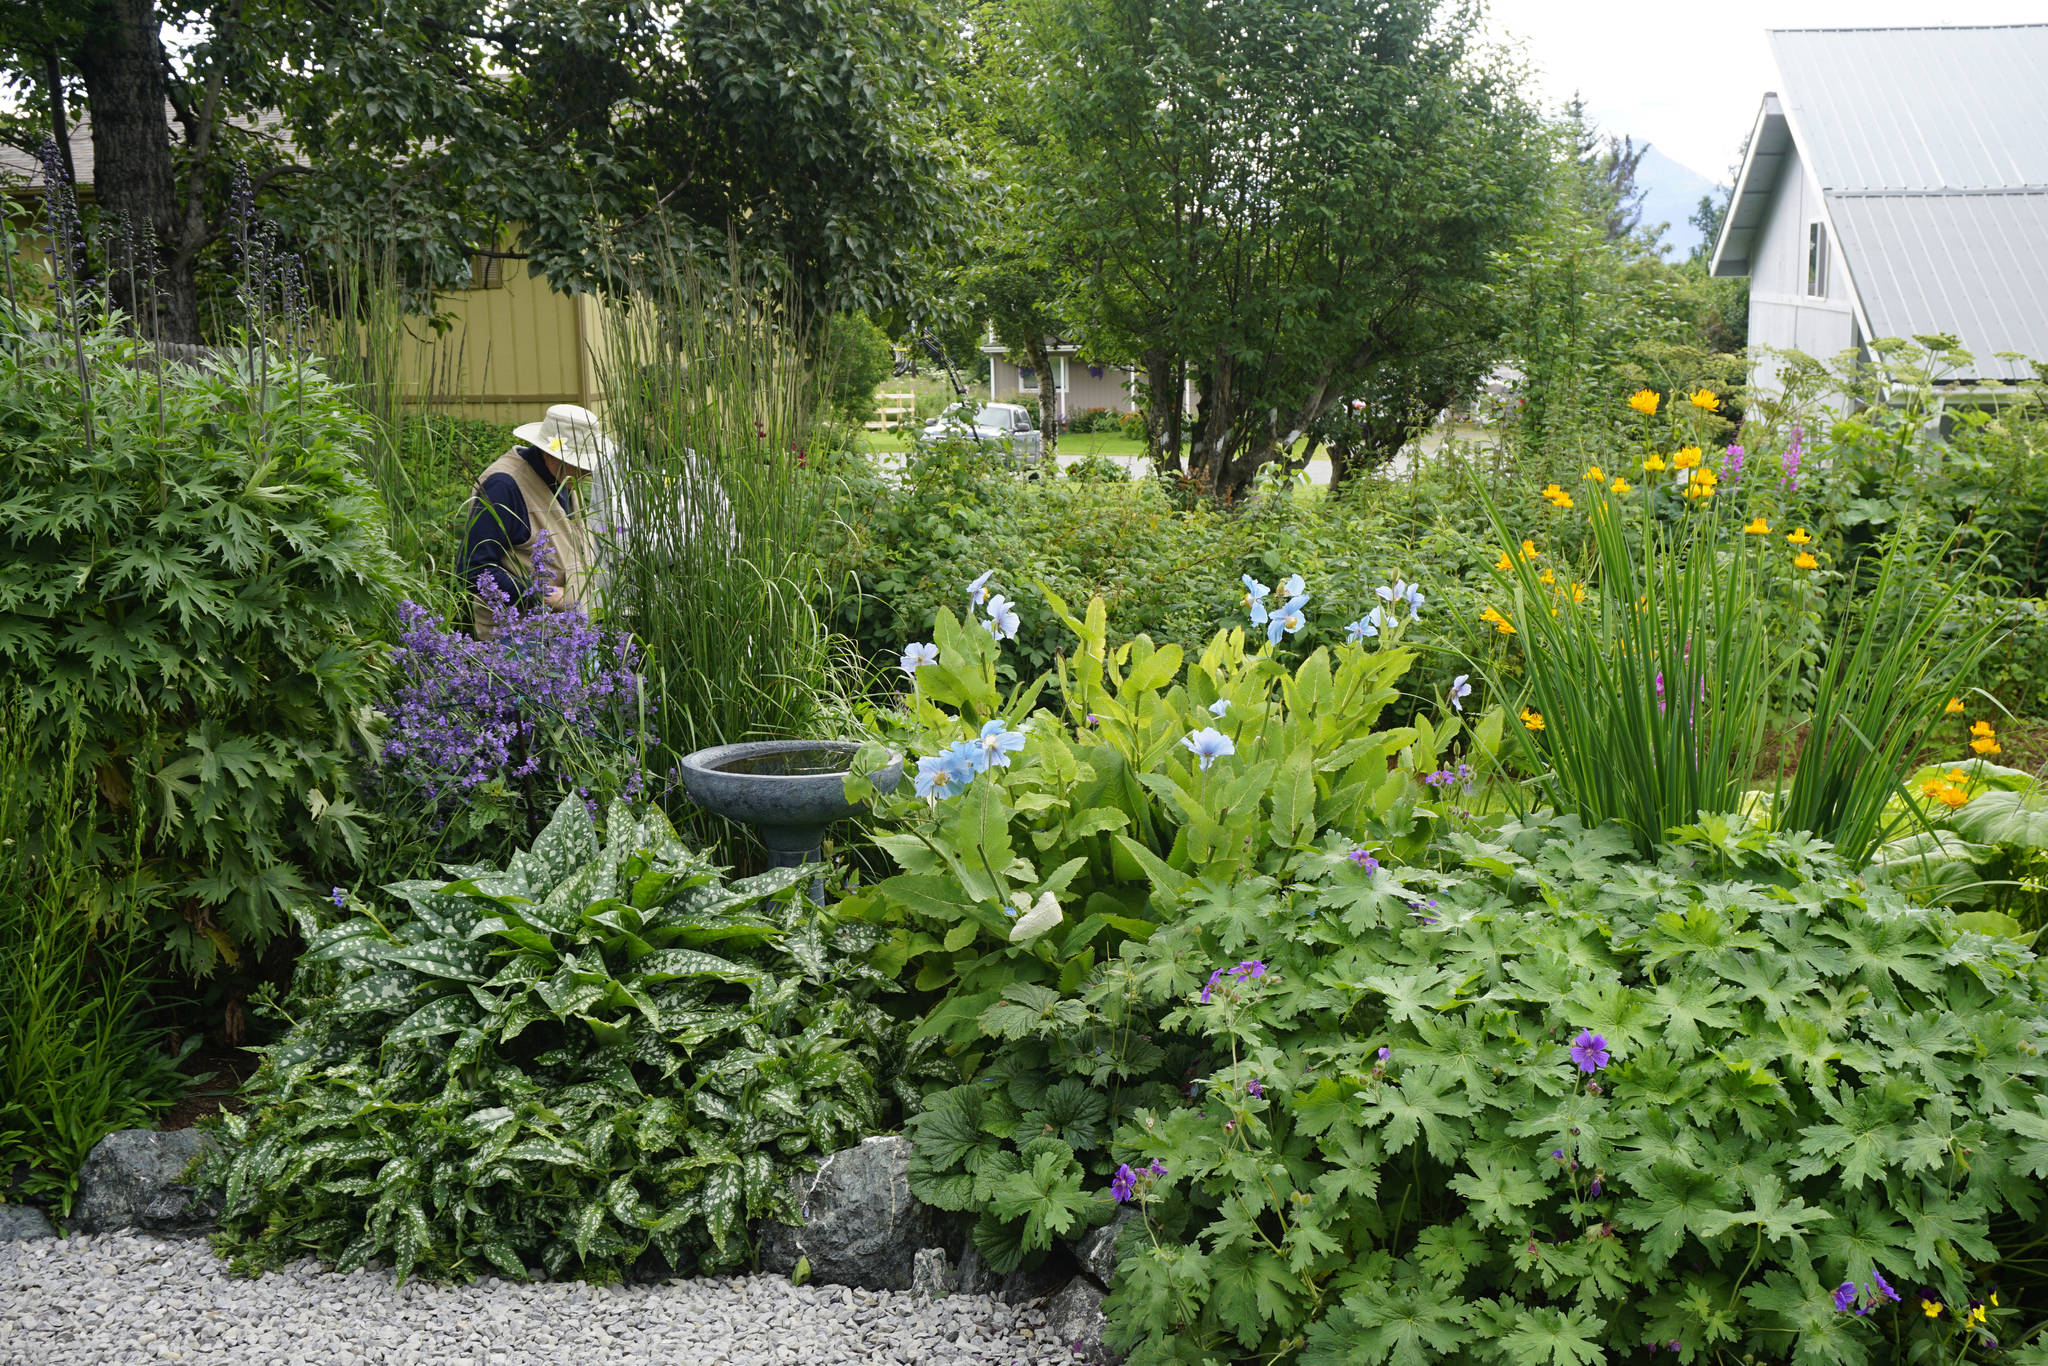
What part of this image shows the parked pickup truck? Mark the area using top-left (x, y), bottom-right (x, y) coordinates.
top-left (920, 402), bottom-right (1044, 462)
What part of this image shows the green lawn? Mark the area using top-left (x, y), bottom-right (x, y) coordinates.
top-left (857, 429), bottom-right (1154, 457)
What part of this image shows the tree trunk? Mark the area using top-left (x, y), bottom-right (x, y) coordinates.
top-left (73, 0), bottom-right (197, 341)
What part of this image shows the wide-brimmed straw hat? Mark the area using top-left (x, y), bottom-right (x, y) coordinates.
top-left (513, 404), bottom-right (614, 473)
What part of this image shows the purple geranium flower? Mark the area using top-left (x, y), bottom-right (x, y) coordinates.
top-left (1570, 1030), bottom-right (1611, 1073)
top-left (1110, 1164), bottom-right (1138, 1202)
top-left (1349, 848), bottom-right (1380, 873)
top-left (1833, 1282), bottom-right (1858, 1313)
top-left (1200, 968), bottom-right (1226, 1004)
top-left (1246, 1078), bottom-right (1263, 1098)
top-left (1871, 1270), bottom-right (1899, 1304)
top-left (1229, 960), bottom-right (1266, 981)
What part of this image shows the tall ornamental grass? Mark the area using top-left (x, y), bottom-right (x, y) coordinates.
top-left (1481, 388), bottom-right (1988, 860)
top-left (1482, 459), bottom-right (1784, 852)
top-left (593, 256), bottom-right (837, 761)
top-left (0, 714), bottom-right (189, 1219)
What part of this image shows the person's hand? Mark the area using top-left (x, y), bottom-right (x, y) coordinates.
top-left (544, 586), bottom-right (566, 611)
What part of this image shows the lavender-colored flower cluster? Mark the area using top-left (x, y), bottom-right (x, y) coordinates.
top-left (383, 536), bottom-right (648, 802)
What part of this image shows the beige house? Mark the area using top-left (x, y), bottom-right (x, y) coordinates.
top-left (2, 120), bottom-right (603, 428)
top-left (981, 333), bottom-right (1141, 421)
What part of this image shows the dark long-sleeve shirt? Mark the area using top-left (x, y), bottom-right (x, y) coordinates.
top-left (460, 446), bottom-right (579, 606)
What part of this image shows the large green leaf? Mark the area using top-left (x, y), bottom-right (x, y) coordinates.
top-left (1949, 788), bottom-right (2048, 848)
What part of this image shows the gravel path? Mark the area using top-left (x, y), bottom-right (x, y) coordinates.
top-left (1, 1232), bottom-right (1078, 1366)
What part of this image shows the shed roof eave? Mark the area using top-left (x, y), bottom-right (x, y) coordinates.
top-left (1710, 93), bottom-right (1789, 279)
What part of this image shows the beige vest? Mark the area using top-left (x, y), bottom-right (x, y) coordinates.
top-left (469, 448), bottom-right (594, 636)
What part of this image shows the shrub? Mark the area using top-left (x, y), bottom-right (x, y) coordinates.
top-left (1100, 818), bottom-right (2048, 1364)
top-left (202, 795), bottom-right (925, 1283)
top-left (1119, 411), bottom-right (1149, 441)
top-left (818, 312), bottom-right (896, 426)
top-left (1067, 406), bottom-right (1115, 434)
top-left (0, 308), bottom-right (407, 974)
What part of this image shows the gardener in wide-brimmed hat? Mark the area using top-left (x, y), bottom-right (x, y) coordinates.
top-left (460, 404), bottom-right (613, 636)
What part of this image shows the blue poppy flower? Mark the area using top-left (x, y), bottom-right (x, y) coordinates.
top-left (1267, 594), bottom-right (1309, 645)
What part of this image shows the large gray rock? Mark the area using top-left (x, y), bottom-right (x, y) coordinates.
top-left (953, 1241), bottom-right (1000, 1296)
top-left (754, 1136), bottom-right (942, 1291)
top-left (1045, 1278), bottom-right (1119, 1363)
top-left (70, 1129), bottom-right (218, 1235)
top-left (1072, 1209), bottom-right (1135, 1287)
top-left (0, 1205), bottom-right (55, 1241)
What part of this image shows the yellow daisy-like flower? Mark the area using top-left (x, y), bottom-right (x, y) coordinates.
top-left (1945, 697), bottom-right (1966, 714)
top-left (1542, 485), bottom-right (1575, 510)
top-left (1628, 389), bottom-right (1660, 416)
top-left (1672, 446), bottom-right (1703, 471)
top-left (1610, 477), bottom-right (1632, 494)
top-left (1947, 768), bottom-right (1969, 783)
top-left (1939, 785), bottom-right (1970, 809)
top-left (1584, 465), bottom-right (1606, 482)
top-left (1688, 388), bottom-right (1721, 412)
top-left (1520, 707), bottom-right (1545, 732)
top-left (1495, 551), bottom-right (1513, 572)
top-left (1641, 453), bottom-right (1667, 472)
top-left (1744, 517), bottom-right (1770, 535)
top-left (1971, 720), bottom-right (1997, 739)
top-left (1973, 736), bottom-right (2003, 756)
top-left (1480, 606), bottom-right (1516, 635)
top-left (1522, 539), bottom-right (1540, 561)
top-left (1793, 551), bottom-right (1819, 570)
top-left (1787, 527), bottom-right (1813, 545)
top-left (1921, 777), bottom-right (1946, 798)
top-left (1681, 468), bottom-right (1719, 500)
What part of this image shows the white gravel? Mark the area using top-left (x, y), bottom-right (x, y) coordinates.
top-left (0, 1232), bottom-right (1079, 1366)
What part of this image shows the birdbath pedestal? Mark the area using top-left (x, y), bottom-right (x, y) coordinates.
top-left (678, 741), bottom-right (899, 882)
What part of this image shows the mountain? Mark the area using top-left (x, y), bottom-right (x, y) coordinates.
top-left (1634, 145), bottom-right (1726, 258)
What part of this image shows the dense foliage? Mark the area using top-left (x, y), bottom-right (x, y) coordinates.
top-left (202, 796), bottom-right (917, 1283)
top-left (0, 311), bottom-right (406, 974)
top-left (1102, 818), bottom-right (2048, 1365)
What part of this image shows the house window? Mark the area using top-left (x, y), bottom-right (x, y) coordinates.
top-left (1806, 223), bottom-right (1830, 298)
top-left (469, 254), bottom-right (507, 290)
top-left (1017, 366), bottom-right (1039, 393)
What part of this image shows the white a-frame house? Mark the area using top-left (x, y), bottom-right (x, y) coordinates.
top-left (1711, 24), bottom-right (2048, 396)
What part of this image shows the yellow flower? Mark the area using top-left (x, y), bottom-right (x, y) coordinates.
top-left (1480, 606), bottom-right (1517, 635)
top-left (1993, 1293), bottom-right (2000, 1308)
top-left (1628, 389), bottom-right (1660, 416)
top-left (1744, 517), bottom-right (1770, 535)
top-left (1538, 569), bottom-right (1557, 586)
top-left (1947, 769), bottom-right (1968, 783)
top-left (1570, 582), bottom-right (1588, 603)
top-left (1939, 785), bottom-right (1970, 809)
top-left (1610, 477), bottom-right (1632, 494)
top-left (1972, 720), bottom-right (1997, 739)
top-left (1921, 777), bottom-right (1946, 798)
top-left (1924, 1299), bottom-right (1945, 1320)
top-left (1641, 453), bottom-right (1667, 472)
top-left (1968, 1304), bottom-right (1988, 1327)
top-left (1973, 736), bottom-right (2003, 756)
top-left (1793, 551), bottom-right (1819, 570)
top-left (1688, 388), bottom-right (1721, 412)
top-left (1522, 539), bottom-right (1540, 561)
top-left (1787, 527), bottom-right (1813, 545)
top-left (1681, 467), bottom-right (1719, 500)
top-left (1520, 707), bottom-right (1545, 732)
top-left (1495, 551), bottom-right (1513, 571)
top-left (1946, 697), bottom-right (1966, 714)
top-left (1584, 465), bottom-right (1606, 482)
top-left (1672, 446), bottom-right (1703, 471)
top-left (1542, 483), bottom-right (1575, 509)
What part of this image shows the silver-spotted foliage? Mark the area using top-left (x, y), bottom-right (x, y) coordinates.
top-left (200, 796), bottom-right (916, 1283)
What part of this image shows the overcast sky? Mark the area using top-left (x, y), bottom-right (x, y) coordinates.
top-left (1482, 0), bottom-right (2048, 183)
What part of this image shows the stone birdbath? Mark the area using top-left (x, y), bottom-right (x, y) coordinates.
top-left (678, 741), bottom-right (900, 885)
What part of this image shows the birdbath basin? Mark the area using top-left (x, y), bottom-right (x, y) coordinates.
top-left (678, 740), bottom-right (900, 870)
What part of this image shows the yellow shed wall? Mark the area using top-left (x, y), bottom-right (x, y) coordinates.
top-left (407, 262), bottom-right (605, 429)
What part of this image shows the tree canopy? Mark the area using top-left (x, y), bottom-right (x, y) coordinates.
top-left (1, 0), bottom-right (975, 341)
top-left (1018, 0), bottom-right (1548, 497)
